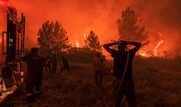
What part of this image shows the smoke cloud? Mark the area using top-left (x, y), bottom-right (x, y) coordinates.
top-left (9, 0), bottom-right (181, 56)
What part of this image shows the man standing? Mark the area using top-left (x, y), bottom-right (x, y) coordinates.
top-left (92, 52), bottom-right (104, 87)
top-left (52, 54), bottom-right (57, 73)
top-left (60, 56), bottom-right (71, 74)
top-left (103, 40), bottom-right (141, 107)
top-left (45, 55), bottom-right (51, 73)
top-left (22, 48), bottom-right (46, 103)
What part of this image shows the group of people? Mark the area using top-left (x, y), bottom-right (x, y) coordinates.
top-left (44, 54), bottom-right (71, 73)
top-left (21, 49), bottom-right (71, 103)
top-left (44, 54), bottom-right (57, 73)
top-left (22, 40), bottom-right (141, 107)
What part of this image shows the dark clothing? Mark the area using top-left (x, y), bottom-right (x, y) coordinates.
top-left (94, 70), bottom-right (103, 86)
top-left (22, 54), bottom-right (46, 94)
top-left (114, 80), bottom-right (136, 107)
top-left (45, 59), bottom-right (51, 72)
top-left (103, 41), bottom-right (141, 107)
top-left (111, 50), bottom-right (135, 80)
top-left (52, 58), bottom-right (57, 73)
top-left (110, 50), bottom-right (137, 107)
top-left (62, 58), bottom-right (69, 68)
top-left (93, 56), bottom-right (104, 86)
top-left (22, 54), bottom-right (46, 76)
top-left (25, 74), bottom-right (42, 94)
top-left (60, 66), bottom-right (71, 73)
top-left (60, 58), bottom-right (71, 73)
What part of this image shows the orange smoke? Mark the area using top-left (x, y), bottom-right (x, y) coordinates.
top-left (9, 0), bottom-right (181, 58)
top-left (0, 0), bottom-right (15, 9)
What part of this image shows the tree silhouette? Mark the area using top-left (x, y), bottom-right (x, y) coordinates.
top-left (85, 31), bottom-right (101, 52)
top-left (38, 21), bottom-right (70, 55)
top-left (117, 7), bottom-right (148, 42)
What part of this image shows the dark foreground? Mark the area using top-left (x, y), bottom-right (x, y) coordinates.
top-left (1, 58), bottom-right (181, 107)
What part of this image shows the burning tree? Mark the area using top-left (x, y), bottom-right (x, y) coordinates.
top-left (38, 21), bottom-right (70, 55)
top-left (117, 7), bottom-right (148, 42)
top-left (85, 31), bottom-right (101, 52)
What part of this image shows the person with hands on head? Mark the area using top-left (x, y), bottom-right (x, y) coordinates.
top-left (103, 40), bottom-right (141, 107)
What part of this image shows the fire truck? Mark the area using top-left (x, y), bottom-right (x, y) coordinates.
top-left (0, 2), bottom-right (25, 102)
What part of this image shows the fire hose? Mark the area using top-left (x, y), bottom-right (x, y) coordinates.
top-left (104, 51), bottom-right (130, 107)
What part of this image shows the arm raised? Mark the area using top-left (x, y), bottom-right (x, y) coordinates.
top-left (103, 42), bottom-right (118, 53)
top-left (127, 41), bottom-right (142, 53)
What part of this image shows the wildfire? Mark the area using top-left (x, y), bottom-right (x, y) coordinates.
top-left (139, 48), bottom-right (151, 58)
top-left (153, 40), bottom-right (164, 56)
top-left (139, 40), bottom-right (165, 58)
top-left (139, 51), bottom-right (148, 57)
top-left (138, 31), bottom-right (167, 58)
top-left (75, 40), bottom-right (80, 48)
top-left (83, 34), bottom-right (87, 40)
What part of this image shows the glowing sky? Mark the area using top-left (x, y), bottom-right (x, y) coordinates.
top-left (5, 0), bottom-right (181, 56)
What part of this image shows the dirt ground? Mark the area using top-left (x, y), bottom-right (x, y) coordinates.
top-left (1, 58), bottom-right (181, 107)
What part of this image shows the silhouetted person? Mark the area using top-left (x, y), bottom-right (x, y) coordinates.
top-left (60, 56), bottom-right (71, 74)
top-left (92, 52), bottom-right (104, 87)
top-left (103, 40), bottom-right (141, 107)
top-left (45, 55), bottom-right (51, 72)
top-left (21, 48), bottom-right (46, 103)
top-left (52, 54), bottom-right (57, 73)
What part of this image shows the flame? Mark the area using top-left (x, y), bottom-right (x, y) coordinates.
top-left (75, 40), bottom-right (80, 48)
top-left (138, 32), bottom-right (167, 58)
top-left (83, 34), bottom-right (87, 40)
top-left (139, 48), bottom-right (151, 58)
top-left (153, 40), bottom-right (164, 56)
top-left (139, 51), bottom-right (148, 57)
top-left (139, 40), bottom-right (165, 58)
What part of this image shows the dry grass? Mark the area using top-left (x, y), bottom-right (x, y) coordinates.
top-left (1, 57), bottom-right (181, 107)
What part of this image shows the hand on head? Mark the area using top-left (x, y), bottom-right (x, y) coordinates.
top-left (118, 40), bottom-right (128, 51)
top-left (119, 40), bottom-right (128, 45)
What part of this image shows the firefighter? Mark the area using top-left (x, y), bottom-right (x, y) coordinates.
top-left (21, 48), bottom-right (46, 103)
top-left (52, 54), bottom-right (57, 73)
top-left (59, 56), bottom-right (71, 74)
top-left (103, 40), bottom-right (141, 107)
top-left (92, 52), bottom-right (104, 87)
top-left (44, 55), bottom-right (51, 73)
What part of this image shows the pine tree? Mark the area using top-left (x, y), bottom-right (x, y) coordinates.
top-left (85, 31), bottom-right (101, 52)
top-left (38, 21), bottom-right (70, 55)
top-left (117, 7), bottom-right (148, 42)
